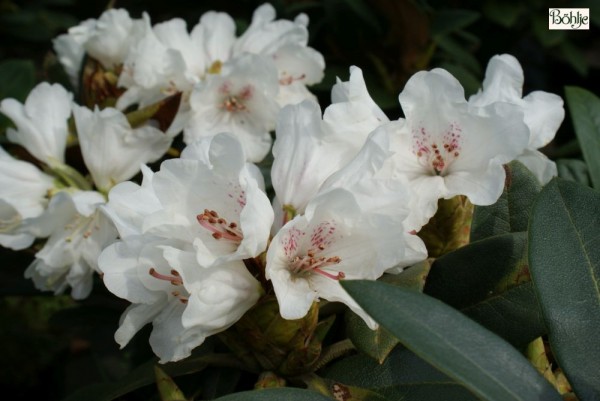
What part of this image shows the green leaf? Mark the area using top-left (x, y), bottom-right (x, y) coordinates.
top-left (425, 232), bottom-right (529, 309)
top-left (304, 374), bottom-right (388, 401)
top-left (197, 367), bottom-right (241, 399)
top-left (556, 158), bottom-right (591, 187)
top-left (431, 9), bottom-right (480, 38)
top-left (532, 15), bottom-right (566, 48)
top-left (0, 59), bottom-right (35, 102)
top-left (345, 260), bottom-right (432, 362)
top-left (529, 178), bottom-right (600, 399)
top-left (436, 36), bottom-right (481, 75)
top-left (61, 346), bottom-right (224, 401)
top-left (482, 0), bottom-right (525, 28)
top-left (324, 346), bottom-right (479, 400)
top-left (325, 347), bottom-right (446, 387)
top-left (471, 161), bottom-right (542, 241)
top-left (462, 282), bottom-right (546, 347)
top-left (341, 280), bottom-right (563, 401)
top-left (345, 311), bottom-right (399, 363)
top-left (565, 86), bottom-right (600, 189)
top-left (213, 388), bottom-right (334, 401)
top-left (343, 0), bottom-right (382, 34)
top-left (559, 41), bottom-right (589, 77)
top-left (381, 258), bottom-right (433, 291)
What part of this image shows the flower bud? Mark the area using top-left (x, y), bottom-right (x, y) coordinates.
top-left (220, 295), bottom-right (327, 376)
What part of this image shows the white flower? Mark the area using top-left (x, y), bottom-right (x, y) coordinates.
top-left (99, 237), bottom-right (261, 362)
top-left (103, 133), bottom-right (273, 268)
top-left (54, 8), bottom-right (148, 81)
top-left (0, 82), bottom-right (72, 165)
top-left (271, 69), bottom-right (389, 227)
top-left (185, 54), bottom-right (279, 162)
top-left (0, 147), bottom-right (55, 249)
top-left (116, 10), bottom-right (236, 114)
top-left (469, 54), bottom-right (564, 184)
top-left (381, 68), bottom-right (530, 229)
top-left (266, 185), bottom-right (416, 329)
top-left (25, 191), bottom-right (117, 299)
top-left (73, 105), bottom-right (173, 192)
top-left (327, 66), bottom-right (389, 148)
top-left (233, 3), bottom-right (324, 106)
top-left (52, 19), bottom-right (95, 89)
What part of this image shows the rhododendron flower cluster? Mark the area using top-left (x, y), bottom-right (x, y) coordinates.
top-left (0, 4), bottom-right (564, 364)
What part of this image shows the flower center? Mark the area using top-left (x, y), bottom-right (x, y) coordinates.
top-left (412, 123), bottom-right (462, 175)
top-left (284, 221), bottom-right (345, 280)
top-left (219, 82), bottom-right (253, 113)
top-left (290, 250), bottom-right (344, 280)
top-left (148, 267), bottom-right (188, 304)
top-left (196, 209), bottom-right (243, 243)
top-left (64, 212), bottom-right (100, 243)
top-left (279, 73), bottom-right (306, 86)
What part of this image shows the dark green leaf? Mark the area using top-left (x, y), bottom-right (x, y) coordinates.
top-left (431, 9), bottom-right (480, 38)
top-left (213, 388), bottom-right (334, 401)
top-left (326, 346), bottom-right (478, 399)
top-left (556, 158), bottom-right (591, 187)
top-left (325, 346), bottom-right (453, 387)
top-left (0, 59), bottom-right (36, 102)
top-left (436, 36), bottom-right (481, 75)
top-left (345, 311), bottom-right (399, 363)
top-left (565, 86), bottom-right (600, 189)
top-left (61, 345), bottom-right (219, 401)
top-left (529, 178), bottom-right (600, 399)
top-left (197, 367), bottom-right (240, 399)
top-left (532, 16), bottom-right (566, 48)
top-left (345, 260), bottom-right (433, 362)
top-left (304, 374), bottom-right (388, 401)
top-left (560, 41), bottom-right (589, 77)
top-left (342, 280), bottom-right (562, 401)
top-left (471, 161), bottom-right (542, 241)
top-left (425, 232), bottom-right (529, 309)
top-left (463, 282), bottom-right (546, 347)
top-left (381, 259), bottom-right (433, 291)
top-left (343, 0), bottom-right (382, 34)
top-left (482, 0), bottom-right (525, 28)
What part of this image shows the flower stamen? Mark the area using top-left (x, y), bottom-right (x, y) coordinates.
top-left (197, 209), bottom-right (243, 242)
top-left (290, 253), bottom-right (344, 280)
top-left (149, 267), bottom-right (183, 286)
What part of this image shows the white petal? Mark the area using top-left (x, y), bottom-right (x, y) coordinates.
top-left (115, 302), bottom-right (164, 348)
top-left (99, 238), bottom-right (163, 304)
top-left (522, 91), bottom-right (564, 148)
top-left (234, 3), bottom-right (307, 55)
top-left (191, 11), bottom-right (236, 65)
top-left (185, 54), bottom-right (279, 162)
top-left (313, 277), bottom-right (378, 329)
top-left (0, 146), bottom-right (54, 218)
top-left (272, 100), bottom-right (353, 212)
top-left (153, 18), bottom-right (205, 78)
top-left (103, 165), bottom-right (161, 238)
top-left (74, 106), bottom-right (172, 191)
top-left (0, 82), bottom-right (72, 164)
top-left (516, 149), bottom-right (557, 185)
top-left (469, 54), bottom-right (524, 106)
top-left (149, 301), bottom-right (207, 363)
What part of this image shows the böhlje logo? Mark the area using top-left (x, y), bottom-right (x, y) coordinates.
top-left (549, 8), bottom-right (590, 30)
